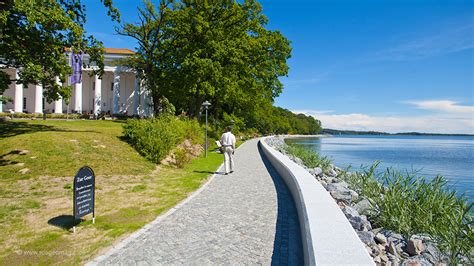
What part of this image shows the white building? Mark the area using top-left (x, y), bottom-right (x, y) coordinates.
top-left (0, 48), bottom-right (153, 116)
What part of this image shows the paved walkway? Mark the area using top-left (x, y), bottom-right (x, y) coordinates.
top-left (91, 138), bottom-right (302, 265)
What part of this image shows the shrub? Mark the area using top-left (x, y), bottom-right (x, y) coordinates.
top-left (122, 116), bottom-right (203, 164)
top-left (173, 147), bottom-right (191, 168)
top-left (0, 112), bottom-right (81, 119)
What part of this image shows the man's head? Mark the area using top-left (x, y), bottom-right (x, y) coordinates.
top-left (225, 126), bottom-right (232, 132)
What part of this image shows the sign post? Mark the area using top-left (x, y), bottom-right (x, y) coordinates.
top-left (73, 166), bottom-right (95, 233)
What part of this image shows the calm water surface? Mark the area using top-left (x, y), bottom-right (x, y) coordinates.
top-left (289, 135), bottom-right (474, 201)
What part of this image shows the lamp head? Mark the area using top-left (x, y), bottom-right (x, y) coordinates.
top-left (202, 101), bottom-right (211, 109)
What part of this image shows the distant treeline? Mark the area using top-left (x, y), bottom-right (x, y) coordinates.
top-left (322, 128), bottom-right (474, 137)
top-left (207, 105), bottom-right (322, 138)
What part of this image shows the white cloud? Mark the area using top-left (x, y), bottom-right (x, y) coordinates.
top-left (294, 101), bottom-right (474, 134)
top-left (404, 100), bottom-right (474, 115)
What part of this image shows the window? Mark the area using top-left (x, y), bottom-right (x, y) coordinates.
top-left (111, 82), bottom-right (114, 91)
top-left (23, 97), bottom-right (26, 110)
top-left (92, 81), bottom-right (95, 91)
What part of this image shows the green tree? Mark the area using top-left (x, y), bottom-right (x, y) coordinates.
top-left (0, 0), bottom-right (120, 103)
top-left (116, 0), bottom-right (177, 115)
top-left (118, 0), bottom-right (291, 118)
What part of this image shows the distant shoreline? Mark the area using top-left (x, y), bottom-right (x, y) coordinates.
top-left (321, 128), bottom-right (474, 137)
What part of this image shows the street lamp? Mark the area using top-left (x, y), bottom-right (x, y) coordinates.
top-left (202, 100), bottom-right (211, 158)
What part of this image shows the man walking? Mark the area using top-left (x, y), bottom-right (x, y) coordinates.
top-left (220, 126), bottom-right (236, 175)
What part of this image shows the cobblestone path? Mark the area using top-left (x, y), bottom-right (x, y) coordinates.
top-left (90, 138), bottom-right (302, 265)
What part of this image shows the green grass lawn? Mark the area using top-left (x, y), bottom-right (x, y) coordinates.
top-left (0, 120), bottom-right (223, 265)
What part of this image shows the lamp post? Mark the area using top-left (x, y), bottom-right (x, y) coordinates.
top-left (202, 101), bottom-right (211, 158)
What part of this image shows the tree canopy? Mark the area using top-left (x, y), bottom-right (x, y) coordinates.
top-left (0, 0), bottom-right (120, 103)
top-left (119, 0), bottom-right (320, 134)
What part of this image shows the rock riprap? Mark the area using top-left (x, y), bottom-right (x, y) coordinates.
top-left (265, 136), bottom-right (452, 265)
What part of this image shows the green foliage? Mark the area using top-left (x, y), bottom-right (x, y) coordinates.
top-left (179, 117), bottom-right (204, 145)
top-left (117, 0), bottom-right (293, 121)
top-left (340, 163), bottom-right (473, 263)
top-left (284, 142), bottom-right (332, 171)
top-left (122, 116), bottom-right (203, 163)
top-left (340, 162), bottom-right (383, 201)
top-left (0, 112), bottom-right (82, 119)
top-left (116, 0), bottom-right (321, 135)
top-left (173, 147), bottom-right (191, 168)
top-left (0, 0), bottom-right (119, 102)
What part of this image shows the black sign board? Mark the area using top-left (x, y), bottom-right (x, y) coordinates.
top-left (73, 166), bottom-right (95, 220)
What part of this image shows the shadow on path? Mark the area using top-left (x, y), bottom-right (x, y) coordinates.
top-left (258, 144), bottom-right (304, 265)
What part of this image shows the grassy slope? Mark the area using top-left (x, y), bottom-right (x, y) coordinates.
top-left (0, 120), bottom-right (223, 265)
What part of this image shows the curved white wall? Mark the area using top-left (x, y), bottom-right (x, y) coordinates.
top-left (259, 137), bottom-right (374, 266)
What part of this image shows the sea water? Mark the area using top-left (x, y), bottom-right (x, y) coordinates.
top-left (288, 135), bottom-right (474, 201)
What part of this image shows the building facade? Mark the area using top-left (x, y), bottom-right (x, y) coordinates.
top-left (0, 48), bottom-right (153, 116)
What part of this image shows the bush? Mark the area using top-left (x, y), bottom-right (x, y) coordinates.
top-left (0, 112), bottom-right (82, 119)
top-left (173, 147), bottom-right (191, 168)
top-left (122, 116), bottom-right (203, 164)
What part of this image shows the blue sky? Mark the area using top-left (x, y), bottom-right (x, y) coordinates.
top-left (84, 0), bottom-right (473, 133)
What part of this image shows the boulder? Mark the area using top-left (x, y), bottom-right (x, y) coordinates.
top-left (357, 231), bottom-right (376, 246)
top-left (382, 230), bottom-right (405, 245)
top-left (309, 167), bottom-right (323, 177)
top-left (326, 168), bottom-right (337, 177)
top-left (375, 233), bottom-right (387, 245)
top-left (351, 215), bottom-right (371, 231)
top-left (373, 255), bottom-right (381, 264)
top-left (321, 175), bottom-right (335, 183)
top-left (342, 206), bottom-right (359, 217)
top-left (401, 256), bottom-right (432, 266)
top-left (354, 198), bottom-right (373, 214)
top-left (349, 189), bottom-right (359, 201)
top-left (330, 189), bottom-right (353, 204)
top-left (423, 241), bottom-right (447, 263)
top-left (293, 157), bottom-right (303, 166)
top-left (407, 239), bottom-right (424, 256)
top-left (387, 253), bottom-right (400, 264)
top-left (370, 244), bottom-right (381, 256)
top-left (325, 182), bottom-right (348, 192)
top-left (338, 181), bottom-right (349, 188)
top-left (387, 241), bottom-right (398, 256)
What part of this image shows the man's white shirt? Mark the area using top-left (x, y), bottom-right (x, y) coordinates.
top-left (220, 132), bottom-right (236, 147)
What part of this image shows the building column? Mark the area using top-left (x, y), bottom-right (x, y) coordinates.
top-left (54, 77), bottom-right (63, 114)
top-left (113, 69), bottom-right (120, 114)
top-left (143, 86), bottom-right (153, 117)
top-left (74, 82), bottom-right (83, 113)
top-left (0, 95), bottom-right (3, 112)
top-left (94, 74), bottom-right (101, 116)
top-left (34, 84), bottom-right (43, 113)
top-left (14, 69), bottom-right (23, 113)
top-left (133, 75), bottom-right (140, 116)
